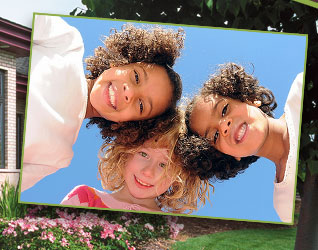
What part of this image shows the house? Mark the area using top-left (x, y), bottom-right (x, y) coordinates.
top-left (0, 17), bottom-right (31, 187)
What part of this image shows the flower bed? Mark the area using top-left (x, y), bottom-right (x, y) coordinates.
top-left (0, 205), bottom-right (184, 249)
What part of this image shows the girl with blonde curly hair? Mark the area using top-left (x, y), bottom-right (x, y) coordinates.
top-left (61, 110), bottom-right (210, 214)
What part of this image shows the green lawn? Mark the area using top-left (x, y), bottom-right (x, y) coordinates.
top-left (172, 228), bottom-right (296, 250)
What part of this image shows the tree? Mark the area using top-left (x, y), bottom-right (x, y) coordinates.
top-left (72, 0), bottom-right (318, 249)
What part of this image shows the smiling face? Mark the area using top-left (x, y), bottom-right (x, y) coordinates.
top-left (189, 95), bottom-right (269, 158)
top-left (89, 63), bottom-right (173, 122)
top-left (123, 145), bottom-right (173, 200)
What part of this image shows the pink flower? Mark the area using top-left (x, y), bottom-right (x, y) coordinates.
top-left (125, 240), bottom-right (136, 250)
top-left (144, 223), bottom-right (154, 231)
top-left (60, 237), bottom-right (69, 247)
top-left (125, 220), bottom-right (131, 227)
top-left (47, 220), bottom-right (57, 228)
top-left (167, 219), bottom-right (184, 239)
top-left (100, 228), bottom-right (115, 239)
top-left (47, 231), bottom-right (56, 243)
top-left (40, 231), bottom-right (47, 240)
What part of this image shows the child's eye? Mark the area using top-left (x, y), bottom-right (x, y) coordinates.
top-left (213, 130), bottom-right (219, 144)
top-left (139, 99), bottom-right (144, 114)
top-left (139, 151), bottom-right (148, 158)
top-left (134, 70), bottom-right (139, 84)
top-left (159, 162), bottom-right (166, 168)
top-left (222, 104), bottom-right (229, 117)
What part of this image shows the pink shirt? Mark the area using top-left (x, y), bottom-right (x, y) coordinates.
top-left (61, 185), bottom-right (161, 212)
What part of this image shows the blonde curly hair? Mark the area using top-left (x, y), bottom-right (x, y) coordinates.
top-left (98, 109), bottom-right (211, 214)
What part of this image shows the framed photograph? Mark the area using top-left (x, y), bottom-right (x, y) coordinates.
top-left (19, 13), bottom-right (307, 224)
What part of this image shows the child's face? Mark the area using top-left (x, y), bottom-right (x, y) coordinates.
top-left (123, 145), bottom-right (173, 199)
top-left (90, 63), bottom-right (173, 122)
top-left (189, 95), bottom-right (269, 158)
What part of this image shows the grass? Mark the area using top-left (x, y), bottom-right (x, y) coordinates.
top-left (172, 228), bottom-right (296, 250)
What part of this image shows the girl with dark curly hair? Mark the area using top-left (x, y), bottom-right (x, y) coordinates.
top-left (22, 15), bottom-right (184, 192)
top-left (181, 62), bottom-right (303, 223)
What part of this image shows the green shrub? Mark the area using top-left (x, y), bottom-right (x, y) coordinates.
top-left (0, 206), bottom-right (184, 249)
top-left (0, 179), bottom-right (27, 219)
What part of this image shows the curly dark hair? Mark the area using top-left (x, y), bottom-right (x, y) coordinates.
top-left (175, 133), bottom-right (259, 181)
top-left (179, 62), bottom-right (277, 181)
top-left (85, 24), bottom-right (184, 145)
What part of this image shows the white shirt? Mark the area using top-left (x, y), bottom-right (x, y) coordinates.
top-left (273, 72), bottom-right (304, 223)
top-left (21, 15), bottom-right (87, 191)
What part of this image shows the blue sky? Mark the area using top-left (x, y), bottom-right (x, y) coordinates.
top-left (20, 14), bottom-right (307, 223)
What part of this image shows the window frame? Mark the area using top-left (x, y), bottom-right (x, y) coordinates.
top-left (0, 70), bottom-right (5, 168)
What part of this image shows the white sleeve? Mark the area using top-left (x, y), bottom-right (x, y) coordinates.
top-left (32, 15), bottom-right (84, 53)
top-left (21, 15), bottom-right (87, 192)
top-left (273, 72), bottom-right (304, 223)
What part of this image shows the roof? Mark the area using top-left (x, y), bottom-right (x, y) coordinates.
top-left (0, 17), bottom-right (31, 57)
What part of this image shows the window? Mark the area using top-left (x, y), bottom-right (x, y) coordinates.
top-left (16, 114), bottom-right (24, 169)
top-left (0, 70), bottom-right (5, 168)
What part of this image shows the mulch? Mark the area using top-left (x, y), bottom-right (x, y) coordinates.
top-left (139, 199), bottom-right (301, 250)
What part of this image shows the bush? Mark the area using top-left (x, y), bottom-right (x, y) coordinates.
top-left (0, 205), bottom-right (184, 249)
top-left (0, 180), bottom-right (27, 219)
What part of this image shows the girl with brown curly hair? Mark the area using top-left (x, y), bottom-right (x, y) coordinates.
top-left (22, 15), bottom-right (184, 192)
top-left (182, 62), bottom-right (303, 222)
top-left (61, 110), bottom-right (210, 214)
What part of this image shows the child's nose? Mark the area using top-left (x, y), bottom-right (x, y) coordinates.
top-left (141, 162), bottom-right (156, 178)
top-left (123, 83), bottom-right (135, 103)
top-left (219, 118), bottom-right (232, 137)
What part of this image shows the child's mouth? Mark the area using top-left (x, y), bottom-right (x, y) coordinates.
top-left (109, 83), bottom-right (117, 109)
top-left (106, 82), bottom-right (117, 110)
top-left (235, 122), bottom-right (248, 143)
top-left (134, 176), bottom-right (153, 188)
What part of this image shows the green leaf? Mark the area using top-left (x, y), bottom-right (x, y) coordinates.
top-left (308, 160), bottom-right (318, 175)
top-left (70, 7), bottom-right (78, 16)
top-left (309, 147), bottom-right (318, 159)
top-left (298, 163), bottom-right (306, 182)
top-left (193, 0), bottom-right (203, 6)
top-left (240, 0), bottom-right (249, 17)
top-left (253, 17), bottom-right (266, 30)
top-left (82, 0), bottom-right (96, 11)
top-left (206, 0), bottom-right (213, 9)
top-left (300, 133), bottom-right (311, 148)
top-left (291, 1), bottom-right (307, 18)
top-left (232, 16), bottom-right (243, 28)
top-left (228, 0), bottom-right (241, 17)
top-left (252, 0), bottom-right (261, 11)
top-left (306, 81), bottom-right (314, 91)
top-left (240, 0), bottom-right (249, 10)
top-left (265, 9), bottom-right (279, 26)
top-left (216, 0), bottom-right (228, 16)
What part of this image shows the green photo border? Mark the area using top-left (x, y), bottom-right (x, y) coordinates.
top-left (293, 0), bottom-right (318, 8)
top-left (18, 12), bottom-right (308, 227)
